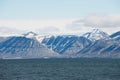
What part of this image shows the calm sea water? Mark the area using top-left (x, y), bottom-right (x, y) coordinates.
top-left (0, 58), bottom-right (120, 80)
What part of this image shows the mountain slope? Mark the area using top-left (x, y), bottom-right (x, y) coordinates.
top-left (0, 36), bottom-right (59, 59)
top-left (42, 35), bottom-right (92, 56)
top-left (0, 37), bottom-right (10, 42)
top-left (110, 31), bottom-right (120, 41)
top-left (78, 39), bottom-right (120, 58)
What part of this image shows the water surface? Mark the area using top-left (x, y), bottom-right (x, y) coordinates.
top-left (0, 58), bottom-right (120, 80)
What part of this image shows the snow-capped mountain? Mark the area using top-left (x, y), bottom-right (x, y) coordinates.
top-left (23, 31), bottom-right (38, 38)
top-left (23, 31), bottom-right (50, 43)
top-left (41, 29), bottom-right (120, 58)
top-left (83, 29), bottom-right (110, 41)
top-left (0, 36), bottom-right (60, 59)
top-left (0, 29), bottom-right (120, 59)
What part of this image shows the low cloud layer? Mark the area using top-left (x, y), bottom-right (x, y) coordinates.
top-left (0, 19), bottom-right (75, 36)
top-left (69, 15), bottom-right (120, 28)
top-left (82, 15), bottom-right (120, 28)
top-left (0, 14), bottom-right (120, 36)
top-left (66, 14), bottom-right (120, 34)
top-left (0, 26), bottom-right (24, 36)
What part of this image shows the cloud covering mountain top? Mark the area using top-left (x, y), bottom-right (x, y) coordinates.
top-left (0, 14), bottom-right (120, 36)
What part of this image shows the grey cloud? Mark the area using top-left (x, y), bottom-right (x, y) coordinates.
top-left (66, 23), bottom-right (84, 31)
top-left (0, 26), bottom-right (24, 35)
top-left (82, 15), bottom-right (120, 28)
top-left (66, 15), bottom-right (120, 30)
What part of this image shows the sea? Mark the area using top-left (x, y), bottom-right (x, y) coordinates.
top-left (0, 58), bottom-right (120, 80)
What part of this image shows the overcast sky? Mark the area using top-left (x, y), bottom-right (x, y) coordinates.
top-left (0, 0), bottom-right (120, 36)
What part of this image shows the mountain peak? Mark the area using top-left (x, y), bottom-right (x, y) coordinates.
top-left (92, 29), bottom-right (102, 33)
top-left (23, 31), bottom-right (38, 38)
top-left (83, 29), bottom-right (110, 41)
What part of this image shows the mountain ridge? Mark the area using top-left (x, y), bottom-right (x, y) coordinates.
top-left (0, 29), bottom-right (120, 59)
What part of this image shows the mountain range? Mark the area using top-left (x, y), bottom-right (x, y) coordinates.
top-left (0, 29), bottom-right (120, 59)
